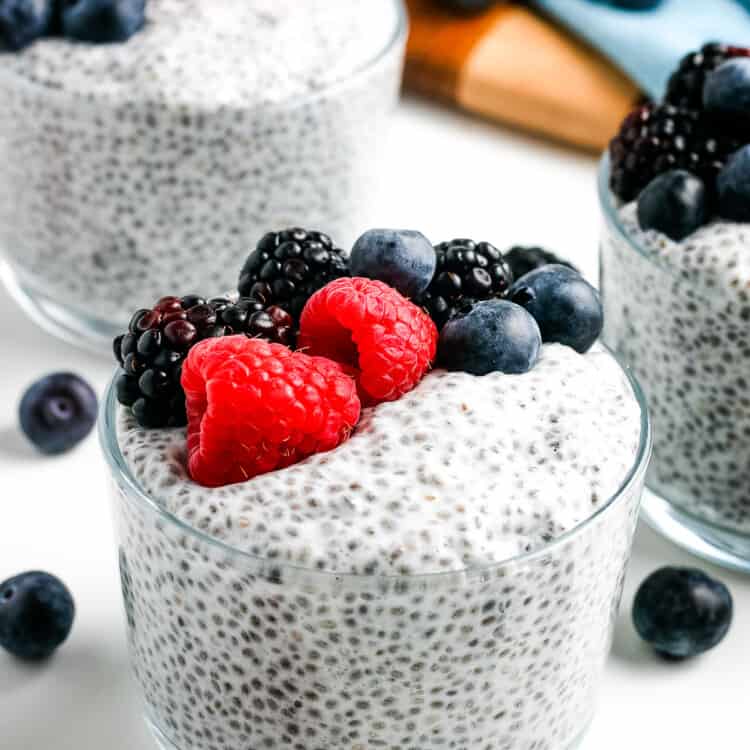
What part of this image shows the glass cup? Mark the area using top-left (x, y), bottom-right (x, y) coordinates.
top-left (99, 356), bottom-right (651, 750)
top-left (0, 1), bottom-right (407, 353)
top-left (599, 153), bottom-right (750, 572)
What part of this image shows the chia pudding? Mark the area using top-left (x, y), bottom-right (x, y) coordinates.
top-left (102, 343), bottom-right (649, 750)
top-left (601, 172), bottom-right (750, 538)
top-left (599, 43), bottom-right (750, 565)
top-left (0, 0), bottom-right (405, 347)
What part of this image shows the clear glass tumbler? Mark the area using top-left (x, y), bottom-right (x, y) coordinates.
top-left (599, 153), bottom-right (750, 572)
top-left (0, 1), bottom-right (407, 353)
top-left (99, 357), bottom-right (651, 750)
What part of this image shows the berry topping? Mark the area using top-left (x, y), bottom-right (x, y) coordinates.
top-left (438, 299), bottom-right (541, 376)
top-left (182, 336), bottom-right (361, 487)
top-left (510, 265), bottom-right (603, 354)
top-left (504, 245), bottom-right (577, 281)
top-left (633, 567), bottom-right (732, 660)
top-left (350, 229), bottom-right (436, 299)
top-left (637, 170), bottom-right (708, 241)
top-left (0, 0), bottom-right (54, 51)
top-left (114, 295), bottom-right (294, 429)
top-left (19, 373), bottom-right (98, 455)
top-left (666, 43), bottom-right (750, 110)
top-left (417, 238), bottom-right (514, 329)
top-left (238, 228), bottom-right (350, 323)
top-left (704, 58), bottom-right (750, 120)
top-left (608, 103), bottom-right (742, 203)
top-left (299, 277), bottom-right (438, 405)
top-left (0, 572), bottom-right (75, 661)
top-left (717, 145), bottom-right (750, 222)
top-left (61, 0), bottom-right (146, 44)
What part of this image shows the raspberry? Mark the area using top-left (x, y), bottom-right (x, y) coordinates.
top-left (182, 336), bottom-right (361, 487)
top-left (298, 278), bottom-right (438, 405)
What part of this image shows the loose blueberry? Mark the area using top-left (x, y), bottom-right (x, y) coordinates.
top-left (717, 145), bottom-right (750, 222)
top-left (19, 373), bottom-right (98, 455)
top-left (0, 572), bottom-right (75, 661)
top-left (61, 0), bottom-right (146, 44)
top-left (633, 567), bottom-right (732, 660)
top-left (703, 58), bottom-right (750, 119)
top-left (0, 0), bottom-right (55, 51)
top-left (350, 229), bottom-right (437, 298)
top-left (509, 265), bottom-right (602, 353)
top-left (636, 170), bottom-right (708, 241)
top-left (438, 299), bottom-right (541, 375)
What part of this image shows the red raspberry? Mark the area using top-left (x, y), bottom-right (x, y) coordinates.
top-left (298, 277), bottom-right (438, 405)
top-left (181, 336), bottom-right (361, 487)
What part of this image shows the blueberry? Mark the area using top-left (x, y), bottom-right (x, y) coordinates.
top-left (61, 0), bottom-right (146, 44)
top-left (350, 229), bottom-right (437, 298)
top-left (633, 568), bottom-right (732, 660)
top-left (704, 58), bottom-right (750, 119)
top-left (438, 299), bottom-right (541, 375)
top-left (717, 145), bottom-right (750, 222)
top-left (509, 265), bottom-right (602, 353)
top-left (19, 373), bottom-right (98, 455)
top-left (0, 0), bottom-right (55, 51)
top-left (0, 572), bottom-right (75, 661)
top-left (637, 170), bottom-right (708, 241)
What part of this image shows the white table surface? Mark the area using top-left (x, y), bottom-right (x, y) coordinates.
top-left (0, 96), bottom-right (748, 749)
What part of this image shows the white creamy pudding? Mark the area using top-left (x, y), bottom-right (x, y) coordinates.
top-left (0, 0), bottom-right (405, 342)
top-left (602, 201), bottom-right (750, 534)
top-left (108, 341), bottom-right (647, 750)
top-left (119, 343), bottom-right (642, 575)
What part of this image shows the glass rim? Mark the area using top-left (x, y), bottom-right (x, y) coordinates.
top-left (598, 152), bottom-right (650, 262)
top-left (0, 0), bottom-right (408, 113)
top-left (98, 345), bottom-right (653, 583)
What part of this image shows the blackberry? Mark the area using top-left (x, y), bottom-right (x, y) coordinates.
top-left (666, 43), bottom-right (750, 110)
top-left (608, 103), bottom-right (743, 202)
top-left (113, 295), bottom-right (294, 428)
top-left (504, 246), bottom-right (577, 281)
top-left (417, 239), bottom-right (513, 329)
top-left (238, 228), bottom-right (349, 322)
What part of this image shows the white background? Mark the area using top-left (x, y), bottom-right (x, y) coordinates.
top-left (0, 97), bottom-right (748, 749)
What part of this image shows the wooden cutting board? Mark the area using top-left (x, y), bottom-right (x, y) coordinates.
top-left (404, 0), bottom-right (641, 151)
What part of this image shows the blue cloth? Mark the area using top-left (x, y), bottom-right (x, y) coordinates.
top-left (531, 0), bottom-right (750, 99)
